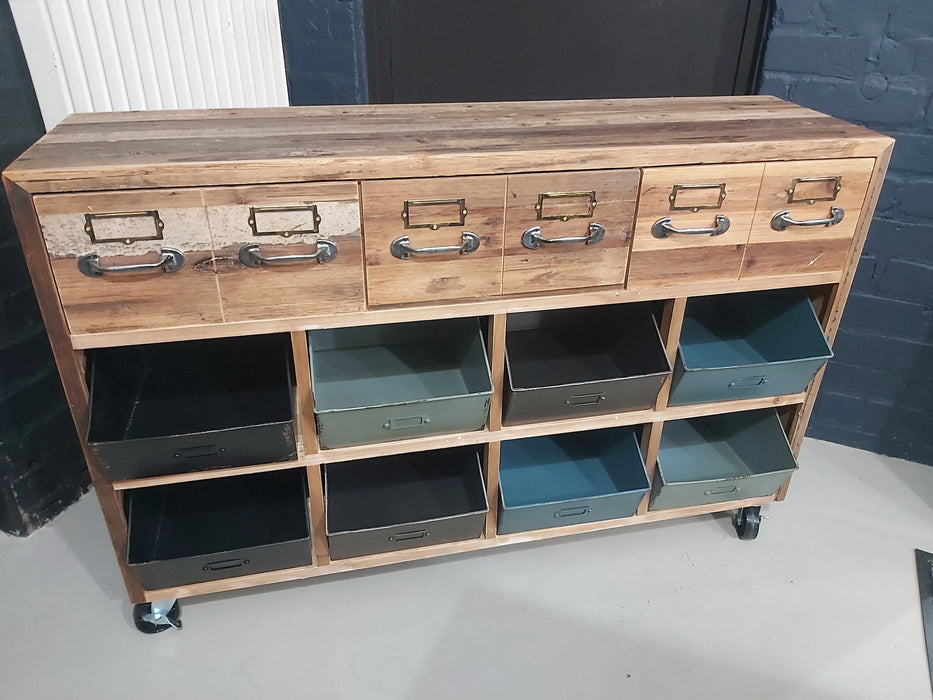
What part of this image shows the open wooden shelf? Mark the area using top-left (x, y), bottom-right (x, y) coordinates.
top-left (141, 492), bottom-right (777, 602)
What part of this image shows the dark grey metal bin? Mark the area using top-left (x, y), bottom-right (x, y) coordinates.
top-left (324, 447), bottom-right (488, 559)
top-left (503, 304), bottom-right (671, 425)
top-left (497, 428), bottom-right (650, 535)
top-left (649, 409), bottom-right (798, 511)
top-left (87, 335), bottom-right (297, 481)
top-left (309, 319), bottom-right (493, 448)
top-left (668, 289), bottom-right (832, 406)
top-left (126, 469), bottom-right (312, 590)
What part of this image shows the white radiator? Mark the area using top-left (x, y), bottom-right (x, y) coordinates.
top-left (10, 0), bottom-right (289, 130)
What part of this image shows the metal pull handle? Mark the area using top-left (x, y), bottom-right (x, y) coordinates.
top-left (728, 376), bottom-right (768, 389)
top-left (565, 392), bottom-right (606, 406)
top-left (651, 215), bottom-right (731, 239)
top-left (771, 206), bottom-right (845, 231)
top-left (383, 415), bottom-right (430, 430)
top-left (705, 485), bottom-right (739, 496)
top-left (203, 557), bottom-right (249, 571)
top-left (77, 248), bottom-right (185, 278)
top-left (554, 506), bottom-right (592, 518)
top-left (238, 240), bottom-right (337, 267)
top-left (521, 222), bottom-right (606, 250)
top-left (390, 231), bottom-right (480, 260)
top-left (174, 444), bottom-right (225, 459)
top-left (389, 529), bottom-right (429, 542)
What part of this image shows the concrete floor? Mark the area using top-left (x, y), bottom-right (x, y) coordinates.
top-left (2, 437), bottom-right (932, 699)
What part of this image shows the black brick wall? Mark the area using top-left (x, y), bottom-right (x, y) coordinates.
top-left (760, 0), bottom-right (933, 465)
top-left (0, 0), bottom-right (87, 535)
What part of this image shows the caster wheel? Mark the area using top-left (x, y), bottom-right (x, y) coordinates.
top-left (133, 600), bottom-right (182, 634)
top-left (733, 506), bottom-right (761, 540)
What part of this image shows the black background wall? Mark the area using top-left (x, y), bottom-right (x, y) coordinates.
top-left (0, 0), bottom-right (86, 535)
top-left (760, 0), bottom-right (933, 466)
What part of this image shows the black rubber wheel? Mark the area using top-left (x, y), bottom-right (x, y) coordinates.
top-left (733, 506), bottom-right (761, 540)
top-left (133, 600), bottom-right (182, 634)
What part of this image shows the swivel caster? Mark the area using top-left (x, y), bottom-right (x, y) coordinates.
top-left (133, 599), bottom-right (182, 634)
top-left (733, 506), bottom-right (761, 540)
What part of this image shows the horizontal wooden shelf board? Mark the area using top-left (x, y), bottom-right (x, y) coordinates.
top-left (111, 392), bottom-right (805, 491)
top-left (140, 492), bottom-right (777, 602)
top-left (70, 272), bottom-right (842, 350)
top-left (4, 97), bottom-right (892, 193)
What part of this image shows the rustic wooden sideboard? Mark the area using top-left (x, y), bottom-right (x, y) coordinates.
top-left (2, 97), bottom-right (893, 632)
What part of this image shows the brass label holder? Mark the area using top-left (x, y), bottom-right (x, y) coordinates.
top-left (84, 211), bottom-right (164, 245)
top-left (401, 198), bottom-right (467, 230)
top-left (248, 204), bottom-right (321, 237)
top-left (535, 191), bottom-right (597, 221)
top-left (787, 176), bottom-right (842, 204)
top-left (668, 183), bottom-right (727, 212)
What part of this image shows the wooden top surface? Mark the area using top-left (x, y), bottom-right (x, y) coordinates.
top-left (4, 96), bottom-right (893, 193)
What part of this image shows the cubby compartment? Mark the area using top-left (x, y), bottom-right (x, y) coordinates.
top-left (308, 318), bottom-right (493, 448)
top-left (324, 446), bottom-right (488, 559)
top-left (649, 409), bottom-right (798, 511)
top-left (87, 334), bottom-right (296, 481)
top-left (497, 428), bottom-right (650, 534)
top-left (668, 288), bottom-right (832, 406)
top-left (126, 469), bottom-right (312, 589)
top-left (502, 304), bottom-right (671, 424)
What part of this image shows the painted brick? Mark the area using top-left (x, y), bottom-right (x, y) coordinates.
top-left (913, 38), bottom-right (933, 82)
top-left (876, 38), bottom-right (915, 76)
top-left (792, 76), bottom-right (924, 126)
top-left (810, 390), bottom-right (891, 432)
top-left (886, 9), bottom-right (933, 41)
top-left (819, 1), bottom-right (891, 35)
top-left (831, 329), bottom-right (933, 377)
top-left (877, 259), bottom-right (933, 301)
top-left (899, 180), bottom-right (933, 219)
top-left (864, 218), bottom-right (933, 262)
top-left (888, 133), bottom-right (933, 174)
top-left (759, 74), bottom-right (791, 100)
top-left (822, 362), bottom-right (907, 404)
top-left (842, 292), bottom-right (932, 342)
top-left (851, 254), bottom-right (878, 293)
top-left (873, 177), bottom-right (900, 214)
top-left (765, 32), bottom-right (871, 79)
top-left (776, 0), bottom-right (824, 25)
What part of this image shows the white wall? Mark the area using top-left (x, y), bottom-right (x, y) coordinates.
top-left (10, 0), bottom-right (289, 130)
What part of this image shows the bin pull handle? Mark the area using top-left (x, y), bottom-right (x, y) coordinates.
top-left (521, 222), bottom-right (606, 249)
top-left (383, 415), bottom-right (430, 430)
top-left (565, 392), bottom-right (606, 406)
top-left (705, 485), bottom-right (739, 496)
top-left (389, 530), bottom-right (429, 542)
top-left (728, 376), bottom-right (768, 389)
top-left (771, 206), bottom-right (844, 231)
top-left (203, 557), bottom-right (249, 571)
top-left (390, 231), bottom-right (480, 259)
top-left (238, 240), bottom-right (337, 266)
top-left (555, 506), bottom-right (592, 518)
top-left (652, 214), bottom-right (730, 238)
top-left (78, 248), bottom-right (185, 277)
top-left (174, 444), bottom-right (225, 459)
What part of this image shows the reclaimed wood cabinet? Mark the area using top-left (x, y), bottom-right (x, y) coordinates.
top-left (2, 97), bottom-right (893, 631)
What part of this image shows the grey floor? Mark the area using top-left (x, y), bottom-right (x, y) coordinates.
top-left (2, 438), bottom-right (932, 699)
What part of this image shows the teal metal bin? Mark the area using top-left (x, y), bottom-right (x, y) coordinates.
top-left (649, 409), bottom-right (798, 511)
top-left (497, 428), bottom-right (650, 534)
top-left (668, 289), bottom-right (832, 406)
top-left (309, 318), bottom-right (493, 448)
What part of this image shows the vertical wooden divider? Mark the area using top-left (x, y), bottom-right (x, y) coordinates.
top-left (484, 313), bottom-right (507, 538)
top-left (779, 143), bottom-right (894, 501)
top-left (290, 330), bottom-right (330, 565)
top-left (637, 298), bottom-right (687, 515)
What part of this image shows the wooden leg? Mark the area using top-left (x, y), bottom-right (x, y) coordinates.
top-left (484, 442), bottom-right (501, 538)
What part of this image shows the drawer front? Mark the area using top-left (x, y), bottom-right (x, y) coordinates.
top-left (34, 189), bottom-right (222, 334)
top-left (649, 469), bottom-right (795, 511)
top-left (204, 182), bottom-right (365, 321)
top-left (361, 176), bottom-right (506, 305)
top-left (742, 158), bottom-right (874, 278)
top-left (628, 163), bottom-right (764, 286)
top-left (502, 170), bottom-right (638, 294)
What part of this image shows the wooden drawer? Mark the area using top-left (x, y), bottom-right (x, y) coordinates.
top-left (34, 189), bottom-right (222, 334)
top-left (502, 170), bottom-right (638, 295)
top-left (742, 158), bottom-right (874, 278)
top-left (628, 163), bottom-right (764, 287)
top-left (361, 176), bottom-right (506, 306)
top-left (204, 182), bottom-right (364, 321)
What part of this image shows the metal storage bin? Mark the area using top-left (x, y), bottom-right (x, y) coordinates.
top-left (497, 428), bottom-right (650, 535)
top-left (668, 289), bottom-right (832, 406)
top-left (309, 319), bottom-right (493, 448)
top-left (649, 409), bottom-right (798, 511)
top-left (324, 446), bottom-right (488, 559)
top-left (87, 335), bottom-right (296, 481)
top-left (503, 304), bottom-right (671, 424)
top-left (126, 469), bottom-right (311, 589)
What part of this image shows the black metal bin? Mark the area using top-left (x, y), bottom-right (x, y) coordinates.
top-left (126, 469), bottom-right (312, 590)
top-left (87, 334), bottom-right (297, 481)
top-left (503, 304), bottom-right (672, 424)
top-left (324, 446), bottom-right (488, 559)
